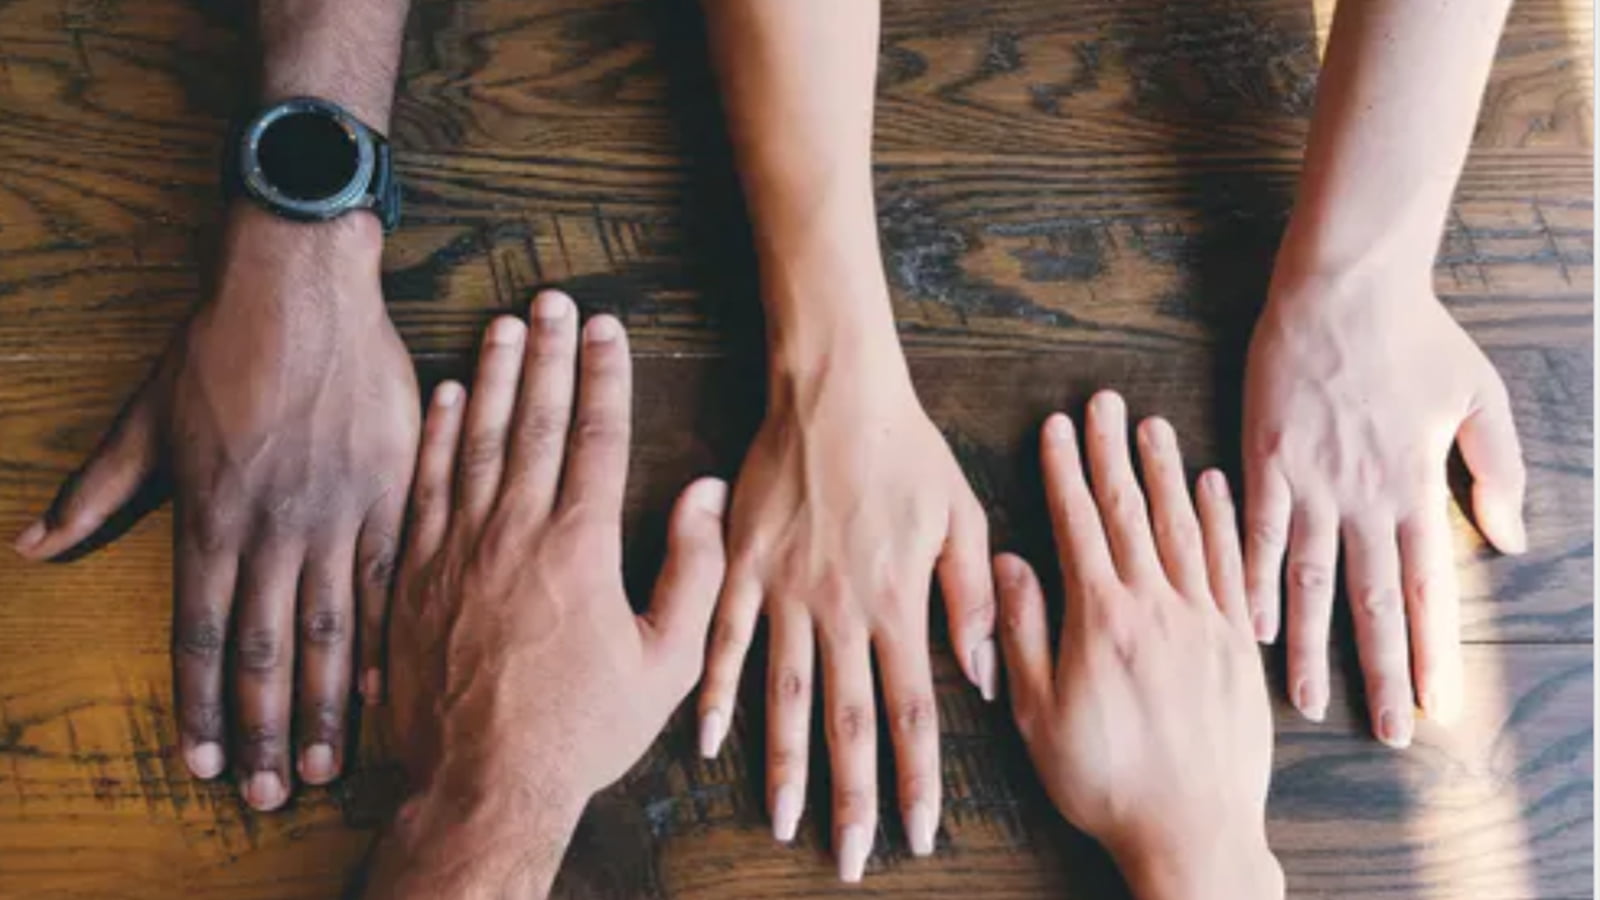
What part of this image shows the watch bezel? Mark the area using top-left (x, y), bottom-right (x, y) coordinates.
top-left (240, 97), bottom-right (376, 221)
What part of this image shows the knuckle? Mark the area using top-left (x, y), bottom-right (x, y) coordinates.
top-left (362, 539), bottom-right (399, 592)
top-left (458, 432), bottom-right (507, 477)
top-left (1247, 517), bottom-right (1284, 549)
top-left (516, 407), bottom-right (570, 452)
top-left (1289, 560), bottom-right (1332, 592)
top-left (301, 700), bottom-right (343, 741)
top-left (259, 495), bottom-right (313, 537)
top-left (174, 618), bottom-right (226, 661)
top-left (834, 787), bottom-right (875, 820)
top-left (771, 666), bottom-right (809, 704)
top-left (240, 722), bottom-right (285, 756)
top-left (1154, 516), bottom-right (1201, 551)
top-left (236, 628), bottom-right (285, 673)
top-left (1105, 483), bottom-right (1146, 521)
top-left (183, 701), bottom-right (225, 739)
top-left (711, 619), bottom-right (751, 659)
top-left (892, 695), bottom-right (938, 738)
top-left (572, 415), bottom-right (626, 451)
top-left (899, 773), bottom-right (937, 804)
top-left (186, 506), bottom-right (236, 555)
top-left (1354, 584), bottom-right (1403, 620)
top-left (300, 606), bottom-right (348, 647)
top-left (831, 703), bottom-right (874, 744)
top-left (769, 745), bottom-right (805, 775)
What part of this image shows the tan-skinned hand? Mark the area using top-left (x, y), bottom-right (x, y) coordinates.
top-left (997, 391), bottom-right (1281, 900)
top-left (365, 293), bottom-right (728, 899)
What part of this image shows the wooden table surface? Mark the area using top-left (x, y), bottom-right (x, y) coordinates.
top-left (0, 0), bottom-right (1592, 897)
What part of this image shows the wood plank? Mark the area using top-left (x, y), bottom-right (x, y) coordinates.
top-left (0, 642), bottom-right (1585, 899)
top-left (0, 0), bottom-right (1590, 361)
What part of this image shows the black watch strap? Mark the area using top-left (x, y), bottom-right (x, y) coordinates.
top-left (368, 131), bottom-right (402, 233)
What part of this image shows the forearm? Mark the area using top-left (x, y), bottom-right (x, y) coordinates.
top-left (1281, 0), bottom-right (1513, 282)
top-left (259, 0), bottom-right (410, 128)
top-left (1112, 828), bottom-right (1284, 900)
top-left (702, 0), bottom-right (900, 376)
top-left (363, 760), bottom-right (586, 900)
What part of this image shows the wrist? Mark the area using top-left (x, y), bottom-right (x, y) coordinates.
top-left (214, 201), bottom-right (387, 313)
top-left (1267, 220), bottom-right (1436, 316)
top-left (1111, 825), bottom-right (1283, 900)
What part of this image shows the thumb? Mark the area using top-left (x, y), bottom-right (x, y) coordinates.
top-left (1457, 385), bottom-right (1528, 555)
top-left (643, 477), bottom-right (730, 684)
top-left (14, 378), bottom-right (163, 561)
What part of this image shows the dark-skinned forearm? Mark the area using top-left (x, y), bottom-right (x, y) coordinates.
top-left (258, 0), bottom-right (410, 128)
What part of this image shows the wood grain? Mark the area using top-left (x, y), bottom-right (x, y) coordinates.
top-left (0, 0), bottom-right (1591, 897)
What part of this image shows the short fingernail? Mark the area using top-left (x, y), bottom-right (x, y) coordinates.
top-left (1044, 413), bottom-right (1072, 443)
top-left (13, 519), bottom-right (45, 554)
top-left (1377, 708), bottom-right (1413, 749)
top-left (1293, 679), bottom-right (1326, 723)
top-left (185, 742), bottom-right (224, 779)
top-left (971, 639), bottom-right (997, 702)
top-left (698, 709), bottom-right (727, 759)
top-left (905, 802), bottom-right (937, 857)
top-left (361, 668), bottom-right (383, 705)
top-left (690, 478), bottom-right (729, 516)
top-left (244, 771), bottom-right (287, 811)
top-left (299, 744), bottom-right (336, 785)
top-left (837, 823), bottom-right (872, 883)
top-left (487, 315), bottom-right (528, 346)
top-left (1201, 469), bottom-right (1229, 497)
top-left (434, 381), bottom-right (463, 407)
top-left (772, 784), bottom-right (802, 843)
top-left (585, 315), bottom-right (621, 343)
top-left (533, 290), bottom-right (572, 322)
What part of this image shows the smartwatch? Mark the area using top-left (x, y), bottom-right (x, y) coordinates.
top-left (230, 96), bottom-right (401, 232)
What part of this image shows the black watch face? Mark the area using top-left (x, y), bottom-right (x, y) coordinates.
top-left (242, 98), bottom-right (376, 221)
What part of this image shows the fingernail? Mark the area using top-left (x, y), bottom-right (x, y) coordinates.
top-left (13, 519), bottom-right (45, 554)
top-left (487, 315), bottom-right (527, 346)
top-left (1201, 469), bottom-right (1229, 497)
top-left (434, 381), bottom-right (463, 407)
top-left (772, 784), bottom-right (802, 843)
top-left (1377, 708), bottom-right (1413, 749)
top-left (1501, 512), bottom-right (1529, 555)
top-left (971, 639), bottom-right (997, 702)
top-left (905, 802), bottom-right (937, 857)
top-left (533, 290), bottom-right (572, 322)
top-left (585, 315), bottom-right (621, 343)
top-left (699, 709), bottom-right (727, 759)
top-left (1091, 390), bottom-right (1123, 415)
top-left (1251, 608), bottom-right (1274, 644)
top-left (1044, 413), bottom-right (1072, 443)
top-left (1293, 679), bottom-right (1326, 723)
top-left (362, 668), bottom-right (382, 705)
top-left (185, 742), bottom-right (224, 779)
top-left (690, 478), bottom-right (729, 516)
top-left (837, 823), bottom-right (872, 883)
top-left (244, 771), bottom-right (286, 811)
top-left (299, 744), bottom-right (336, 785)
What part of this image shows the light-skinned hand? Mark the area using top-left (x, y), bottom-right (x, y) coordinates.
top-left (996, 391), bottom-right (1281, 900)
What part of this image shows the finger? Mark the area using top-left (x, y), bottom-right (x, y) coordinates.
top-left (820, 628), bottom-right (878, 883)
top-left (938, 489), bottom-right (996, 701)
top-left (233, 543), bottom-right (301, 811)
top-left (765, 603), bottom-right (814, 845)
top-left (172, 513), bottom-right (238, 781)
top-left (15, 378), bottom-right (162, 560)
top-left (404, 381), bottom-right (466, 567)
top-left (1457, 386), bottom-right (1528, 554)
top-left (455, 316), bottom-right (529, 526)
top-left (1284, 500), bottom-right (1337, 724)
top-left (558, 315), bottom-right (632, 519)
top-left (1243, 458), bottom-right (1292, 643)
top-left (644, 478), bottom-right (730, 683)
top-left (1135, 416), bottom-right (1208, 598)
top-left (1343, 517), bottom-right (1415, 749)
top-left (993, 553), bottom-right (1054, 731)
top-left (1196, 470), bottom-right (1250, 633)
top-left (1400, 494), bottom-right (1463, 724)
top-left (874, 626), bottom-right (940, 859)
top-left (1083, 391), bottom-right (1162, 581)
top-left (296, 542), bottom-right (356, 786)
top-left (698, 561), bottom-right (761, 759)
top-left (356, 487), bottom-right (406, 706)
top-left (1039, 413), bottom-right (1116, 589)
top-left (500, 290), bottom-right (579, 523)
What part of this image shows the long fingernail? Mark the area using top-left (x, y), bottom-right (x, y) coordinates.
top-left (905, 803), bottom-right (937, 857)
top-left (1251, 607), bottom-right (1275, 644)
top-left (13, 519), bottom-right (45, 554)
top-left (1293, 679), bottom-right (1326, 723)
top-left (362, 668), bottom-right (382, 705)
top-left (299, 744), bottom-right (336, 785)
top-left (837, 823), bottom-right (872, 883)
top-left (185, 742), bottom-right (224, 779)
top-left (698, 709), bottom-right (727, 759)
top-left (772, 784), bottom-right (802, 843)
top-left (244, 771), bottom-right (286, 811)
top-left (1501, 511), bottom-right (1529, 555)
top-left (1377, 708), bottom-right (1413, 749)
top-left (971, 639), bottom-right (997, 702)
